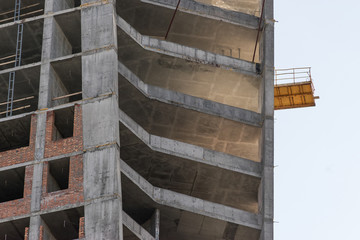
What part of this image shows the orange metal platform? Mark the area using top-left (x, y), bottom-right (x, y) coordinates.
top-left (274, 67), bottom-right (318, 110)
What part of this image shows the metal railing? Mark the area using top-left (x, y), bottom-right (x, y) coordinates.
top-left (275, 67), bottom-right (312, 86)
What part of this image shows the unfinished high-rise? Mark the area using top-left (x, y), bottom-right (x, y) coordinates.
top-left (0, 0), bottom-right (274, 239)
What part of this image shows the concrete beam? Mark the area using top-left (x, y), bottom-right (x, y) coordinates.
top-left (118, 61), bottom-right (261, 127)
top-left (116, 15), bottom-right (259, 76)
top-left (122, 211), bottom-right (156, 240)
top-left (119, 109), bottom-right (261, 178)
top-left (141, 0), bottom-right (259, 29)
top-left (121, 159), bottom-right (261, 230)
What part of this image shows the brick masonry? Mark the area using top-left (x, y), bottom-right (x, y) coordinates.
top-left (79, 217), bottom-right (85, 239)
top-left (0, 165), bottom-right (33, 219)
top-left (24, 227), bottom-right (29, 240)
top-left (0, 114), bottom-right (37, 168)
top-left (41, 154), bottom-right (84, 211)
top-left (44, 104), bottom-right (83, 158)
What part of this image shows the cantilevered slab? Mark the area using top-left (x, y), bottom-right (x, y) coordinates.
top-left (120, 123), bottom-right (260, 212)
top-left (141, 0), bottom-right (259, 29)
top-left (118, 61), bottom-right (261, 126)
top-left (120, 159), bottom-right (261, 230)
top-left (116, 15), bottom-right (259, 75)
top-left (119, 109), bottom-right (261, 177)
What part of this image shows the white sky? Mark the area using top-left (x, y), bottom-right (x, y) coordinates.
top-left (274, 0), bottom-right (360, 239)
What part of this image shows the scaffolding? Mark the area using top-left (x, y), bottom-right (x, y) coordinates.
top-left (6, 0), bottom-right (24, 117)
top-left (274, 67), bottom-right (318, 110)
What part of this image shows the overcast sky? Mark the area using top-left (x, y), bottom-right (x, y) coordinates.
top-left (274, 0), bottom-right (360, 239)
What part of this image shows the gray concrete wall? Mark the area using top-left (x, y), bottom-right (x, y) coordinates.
top-left (80, 1), bottom-right (122, 239)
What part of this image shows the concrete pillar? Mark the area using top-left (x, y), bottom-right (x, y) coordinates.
top-left (29, 0), bottom-right (74, 238)
top-left (80, 0), bottom-right (122, 239)
top-left (259, 0), bottom-right (274, 239)
top-left (150, 209), bottom-right (160, 240)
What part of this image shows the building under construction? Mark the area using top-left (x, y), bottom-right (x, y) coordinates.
top-left (0, 0), bottom-right (286, 239)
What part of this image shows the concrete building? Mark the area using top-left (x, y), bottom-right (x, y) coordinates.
top-left (0, 0), bottom-right (274, 239)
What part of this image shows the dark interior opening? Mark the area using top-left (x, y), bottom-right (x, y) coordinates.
top-left (41, 207), bottom-right (84, 240)
top-left (51, 56), bottom-right (82, 107)
top-left (54, 10), bottom-right (81, 54)
top-left (0, 217), bottom-right (30, 240)
top-left (74, 0), bottom-right (81, 7)
top-left (47, 157), bottom-right (70, 193)
top-left (0, 167), bottom-right (25, 203)
top-left (53, 106), bottom-right (74, 140)
top-left (0, 115), bottom-right (31, 152)
top-left (0, 66), bottom-right (40, 118)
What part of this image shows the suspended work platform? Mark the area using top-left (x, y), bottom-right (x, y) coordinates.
top-left (274, 67), bottom-right (319, 110)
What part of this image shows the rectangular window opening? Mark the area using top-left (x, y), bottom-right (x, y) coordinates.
top-left (52, 106), bottom-right (75, 141)
top-left (0, 167), bottom-right (25, 203)
top-left (47, 157), bottom-right (70, 193)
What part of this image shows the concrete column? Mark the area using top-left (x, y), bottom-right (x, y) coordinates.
top-left (259, 0), bottom-right (274, 239)
top-left (150, 209), bottom-right (160, 240)
top-left (45, 0), bottom-right (75, 13)
top-left (29, 0), bottom-right (74, 238)
top-left (80, 1), bottom-right (122, 239)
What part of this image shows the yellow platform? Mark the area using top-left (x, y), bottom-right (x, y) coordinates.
top-left (274, 67), bottom-right (318, 110)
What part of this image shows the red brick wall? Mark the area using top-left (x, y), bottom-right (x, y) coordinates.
top-left (44, 105), bottom-right (83, 158)
top-left (0, 165), bottom-right (33, 219)
top-left (24, 227), bottom-right (29, 240)
top-left (39, 225), bottom-right (44, 240)
top-left (0, 115), bottom-right (37, 168)
top-left (41, 155), bottom-right (84, 210)
top-left (79, 217), bottom-right (85, 239)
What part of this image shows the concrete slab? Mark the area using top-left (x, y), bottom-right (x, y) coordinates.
top-left (120, 122), bottom-right (260, 212)
top-left (117, 0), bottom-right (260, 63)
top-left (119, 78), bottom-right (261, 162)
top-left (118, 60), bottom-right (262, 125)
top-left (141, 0), bottom-right (259, 28)
top-left (120, 159), bottom-right (261, 230)
top-left (119, 109), bottom-right (261, 175)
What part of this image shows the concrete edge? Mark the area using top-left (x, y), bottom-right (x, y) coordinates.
top-left (141, 0), bottom-right (259, 29)
top-left (116, 14), bottom-right (259, 76)
top-left (118, 108), bottom-right (262, 178)
top-left (120, 159), bottom-right (262, 230)
top-left (122, 211), bottom-right (156, 240)
top-left (117, 61), bottom-right (262, 127)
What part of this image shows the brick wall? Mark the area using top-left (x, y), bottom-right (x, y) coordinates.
top-left (24, 227), bottom-right (29, 240)
top-left (79, 217), bottom-right (85, 239)
top-left (44, 104), bottom-right (83, 158)
top-left (0, 115), bottom-right (37, 168)
top-left (0, 165), bottom-right (33, 219)
top-left (39, 225), bottom-right (44, 240)
top-left (41, 155), bottom-right (84, 210)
